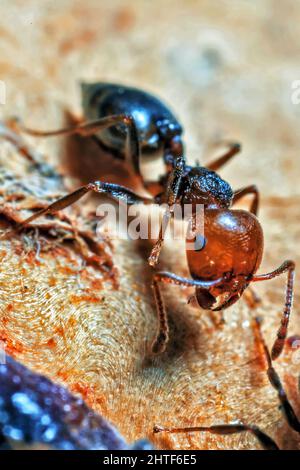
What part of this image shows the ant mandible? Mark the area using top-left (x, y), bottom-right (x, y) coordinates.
top-left (11, 82), bottom-right (295, 356)
top-left (154, 318), bottom-right (300, 450)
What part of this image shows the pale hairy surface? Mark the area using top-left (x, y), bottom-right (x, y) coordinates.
top-left (0, 0), bottom-right (299, 450)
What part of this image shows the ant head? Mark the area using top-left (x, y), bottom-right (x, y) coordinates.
top-left (185, 167), bottom-right (233, 208)
top-left (187, 209), bottom-right (264, 312)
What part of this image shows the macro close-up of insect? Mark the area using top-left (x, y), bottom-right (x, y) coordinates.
top-left (11, 82), bottom-right (296, 357)
top-left (0, 0), bottom-right (300, 457)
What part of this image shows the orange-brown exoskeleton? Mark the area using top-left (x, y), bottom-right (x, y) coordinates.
top-left (153, 318), bottom-right (300, 450)
top-left (150, 168), bottom-right (295, 355)
top-left (9, 83), bottom-right (295, 356)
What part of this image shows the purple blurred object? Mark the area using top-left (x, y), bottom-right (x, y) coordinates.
top-left (0, 355), bottom-right (152, 450)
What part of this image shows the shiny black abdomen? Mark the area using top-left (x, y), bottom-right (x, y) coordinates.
top-left (81, 82), bottom-right (182, 157)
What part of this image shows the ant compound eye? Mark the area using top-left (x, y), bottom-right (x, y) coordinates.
top-left (194, 234), bottom-right (206, 251)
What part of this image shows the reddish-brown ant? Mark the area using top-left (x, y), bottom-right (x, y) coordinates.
top-left (9, 82), bottom-right (295, 356)
top-left (153, 318), bottom-right (300, 450)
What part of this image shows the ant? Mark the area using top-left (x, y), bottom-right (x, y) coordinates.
top-left (9, 82), bottom-right (295, 355)
top-left (153, 318), bottom-right (300, 450)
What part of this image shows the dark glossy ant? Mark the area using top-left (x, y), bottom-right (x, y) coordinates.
top-left (153, 318), bottom-right (300, 450)
top-left (10, 82), bottom-right (295, 356)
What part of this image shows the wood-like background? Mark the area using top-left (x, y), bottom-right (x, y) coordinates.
top-left (0, 0), bottom-right (299, 449)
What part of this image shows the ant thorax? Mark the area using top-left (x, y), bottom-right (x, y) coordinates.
top-left (182, 166), bottom-right (233, 208)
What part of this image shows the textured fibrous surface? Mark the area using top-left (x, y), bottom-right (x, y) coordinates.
top-left (0, 355), bottom-right (152, 450)
top-left (0, 0), bottom-right (300, 450)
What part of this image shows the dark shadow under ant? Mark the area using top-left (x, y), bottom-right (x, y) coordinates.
top-left (153, 318), bottom-right (300, 450)
top-left (8, 82), bottom-right (295, 357)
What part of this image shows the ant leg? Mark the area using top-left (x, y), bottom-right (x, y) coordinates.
top-left (151, 271), bottom-right (221, 354)
top-left (252, 261), bottom-right (295, 360)
top-left (148, 156), bottom-right (185, 267)
top-left (253, 318), bottom-right (300, 434)
top-left (232, 184), bottom-right (259, 215)
top-left (11, 114), bottom-right (141, 177)
top-left (206, 141), bottom-right (241, 171)
top-left (153, 423), bottom-right (279, 450)
top-left (18, 182), bottom-right (154, 228)
top-left (148, 209), bottom-right (171, 268)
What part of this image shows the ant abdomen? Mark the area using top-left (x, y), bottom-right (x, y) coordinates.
top-left (81, 82), bottom-right (182, 158)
